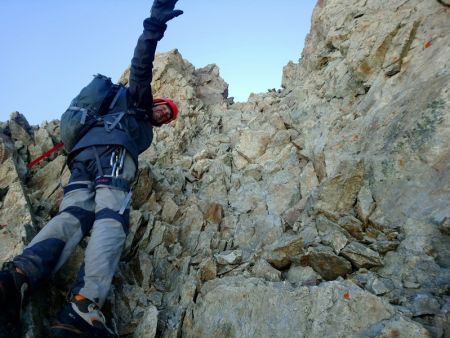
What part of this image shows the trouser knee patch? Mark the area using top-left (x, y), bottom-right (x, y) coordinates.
top-left (60, 206), bottom-right (95, 236)
top-left (14, 238), bottom-right (65, 286)
top-left (96, 208), bottom-right (130, 235)
top-left (63, 183), bottom-right (91, 195)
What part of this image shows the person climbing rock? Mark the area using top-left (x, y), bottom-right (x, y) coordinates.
top-left (0, 0), bottom-right (182, 337)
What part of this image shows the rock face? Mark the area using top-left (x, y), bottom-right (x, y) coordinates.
top-left (1, 0), bottom-right (449, 337)
top-left (183, 277), bottom-right (429, 338)
top-left (0, 137), bottom-right (34, 262)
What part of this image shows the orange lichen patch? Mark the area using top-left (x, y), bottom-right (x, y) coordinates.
top-left (299, 255), bottom-right (310, 266)
top-left (424, 41), bottom-right (432, 49)
top-left (358, 62), bottom-right (372, 75)
top-left (352, 134), bottom-right (360, 142)
top-left (343, 292), bottom-right (350, 299)
top-left (206, 203), bottom-right (224, 224)
top-left (389, 329), bottom-right (401, 337)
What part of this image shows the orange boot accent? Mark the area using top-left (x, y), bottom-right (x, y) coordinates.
top-left (74, 294), bottom-right (87, 302)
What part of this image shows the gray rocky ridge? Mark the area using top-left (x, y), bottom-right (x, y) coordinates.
top-left (1, 0), bottom-right (449, 337)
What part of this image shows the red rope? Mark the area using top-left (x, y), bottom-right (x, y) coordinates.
top-left (27, 142), bottom-right (65, 169)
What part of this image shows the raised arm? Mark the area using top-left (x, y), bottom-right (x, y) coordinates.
top-left (128, 0), bottom-right (183, 117)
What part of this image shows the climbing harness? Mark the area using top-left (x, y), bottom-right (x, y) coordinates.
top-left (107, 146), bottom-right (133, 215)
top-left (110, 147), bottom-right (126, 177)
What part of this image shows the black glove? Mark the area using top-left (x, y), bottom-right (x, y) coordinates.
top-left (150, 0), bottom-right (183, 25)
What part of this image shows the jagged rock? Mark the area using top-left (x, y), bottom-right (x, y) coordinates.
top-left (133, 305), bottom-right (158, 338)
top-left (251, 259), bottom-right (282, 282)
top-left (28, 155), bottom-right (66, 213)
top-left (282, 199), bottom-right (306, 227)
top-left (296, 217), bottom-right (320, 245)
top-left (0, 141), bottom-right (34, 261)
top-left (369, 240), bottom-right (400, 254)
top-left (286, 265), bottom-right (322, 285)
top-left (190, 158), bottom-right (212, 179)
top-left (299, 161), bottom-right (319, 198)
top-left (9, 112), bottom-right (33, 146)
top-left (312, 150), bottom-right (327, 183)
top-left (28, 127), bottom-right (55, 163)
top-left (366, 276), bottom-right (395, 296)
top-left (403, 280), bottom-right (421, 289)
top-left (356, 184), bottom-right (376, 225)
top-left (145, 192), bottom-right (162, 214)
top-left (113, 283), bottom-right (152, 335)
top-left (314, 160), bottom-right (364, 214)
top-left (146, 221), bottom-right (166, 253)
top-left (131, 166), bottom-right (153, 209)
top-left (316, 215), bottom-right (349, 254)
top-left (194, 223), bottom-right (217, 257)
top-left (122, 210), bottom-right (145, 257)
top-left (341, 241), bottom-right (383, 268)
top-left (235, 130), bottom-right (271, 162)
top-left (198, 257), bottom-right (217, 282)
top-left (439, 217), bottom-right (450, 235)
top-left (205, 202), bottom-right (223, 224)
top-left (194, 64), bottom-right (228, 106)
top-left (161, 197), bottom-right (178, 223)
top-left (411, 294), bottom-right (441, 316)
top-left (305, 245), bottom-right (353, 280)
top-left (264, 157), bottom-right (302, 216)
top-left (338, 215), bottom-right (364, 240)
top-left (133, 251), bottom-right (154, 292)
top-left (0, 140), bottom-right (10, 164)
top-left (242, 164), bottom-right (262, 181)
top-left (179, 204), bottom-right (205, 253)
top-left (14, 140), bottom-right (27, 160)
top-left (214, 250), bottom-right (242, 265)
top-left (262, 234), bottom-right (304, 269)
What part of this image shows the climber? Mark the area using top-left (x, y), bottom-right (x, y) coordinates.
top-left (0, 1), bottom-right (182, 337)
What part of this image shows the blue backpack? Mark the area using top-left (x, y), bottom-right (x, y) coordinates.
top-left (60, 74), bottom-right (127, 152)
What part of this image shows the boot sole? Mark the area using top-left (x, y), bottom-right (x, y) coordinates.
top-left (50, 323), bottom-right (84, 338)
top-left (0, 319), bottom-right (21, 338)
top-left (49, 322), bottom-right (116, 338)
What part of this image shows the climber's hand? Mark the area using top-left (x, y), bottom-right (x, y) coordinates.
top-left (150, 0), bottom-right (183, 24)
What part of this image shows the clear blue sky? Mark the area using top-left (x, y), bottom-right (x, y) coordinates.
top-left (0, 0), bottom-right (316, 125)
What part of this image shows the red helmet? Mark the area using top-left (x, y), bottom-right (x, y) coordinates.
top-left (152, 97), bottom-right (179, 124)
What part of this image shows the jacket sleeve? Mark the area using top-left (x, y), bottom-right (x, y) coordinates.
top-left (128, 18), bottom-right (167, 118)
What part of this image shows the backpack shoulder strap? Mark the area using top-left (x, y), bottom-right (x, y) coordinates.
top-left (103, 85), bottom-right (128, 132)
top-left (109, 86), bottom-right (126, 109)
top-left (104, 112), bottom-right (126, 132)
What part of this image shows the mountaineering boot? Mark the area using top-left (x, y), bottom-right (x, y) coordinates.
top-left (0, 262), bottom-right (29, 338)
top-left (50, 294), bottom-right (118, 338)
